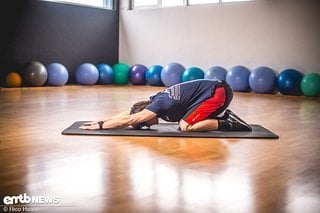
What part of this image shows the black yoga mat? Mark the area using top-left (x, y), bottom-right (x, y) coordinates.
top-left (61, 121), bottom-right (279, 139)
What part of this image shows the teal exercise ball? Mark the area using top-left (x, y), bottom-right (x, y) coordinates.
top-left (145, 65), bottom-right (163, 86)
top-left (97, 64), bottom-right (113, 85)
top-left (182, 67), bottom-right (204, 82)
top-left (301, 73), bottom-right (320, 97)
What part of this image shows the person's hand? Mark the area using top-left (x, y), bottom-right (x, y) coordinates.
top-left (82, 121), bottom-right (99, 126)
top-left (80, 121), bottom-right (100, 130)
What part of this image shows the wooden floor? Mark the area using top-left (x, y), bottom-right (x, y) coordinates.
top-left (0, 85), bottom-right (319, 213)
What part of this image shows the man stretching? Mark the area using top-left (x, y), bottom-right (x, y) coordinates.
top-left (80, 79), bottom-right (252, 132)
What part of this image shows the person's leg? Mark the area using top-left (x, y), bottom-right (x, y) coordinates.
top-left (183, 84), bottom-right (251, 131)
top-left (183, 87), bottom-right (227, 125)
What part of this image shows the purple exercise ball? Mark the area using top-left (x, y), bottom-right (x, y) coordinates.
top-left (129, 64), bottom-right (148, 85)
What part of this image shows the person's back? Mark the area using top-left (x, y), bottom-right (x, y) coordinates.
top-left (146, 79), bottom-right (232, 122)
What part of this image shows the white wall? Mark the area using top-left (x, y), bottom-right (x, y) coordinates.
top-left (119, 0), bottom-right (320, 74)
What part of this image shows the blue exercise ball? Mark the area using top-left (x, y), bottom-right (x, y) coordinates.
top-left (75, 63), bottom-right (99, 85)
top-left (161, 62), bottom-right (185, 87)
top-left (145, 65), bottom-right (163, 86)
top-left (204, 66), bottom-right (227, 81)
top-left (249, 66), bottom-right (277, 93)
top-left (129, 64), bottom-right (148, 85)
top-left (47, 63), bottom-right (69, 86)
top-left (97, 64), bottom-right (113, 85)
top-left (182, 67), bottom-right (204, 82)
top-left (226, 65), bottom-right (251, 92)
top-left (277, 69), bottom-right (304, 95)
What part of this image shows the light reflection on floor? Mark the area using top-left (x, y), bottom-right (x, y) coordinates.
top-left (129, 148), bottom-right (253, 212)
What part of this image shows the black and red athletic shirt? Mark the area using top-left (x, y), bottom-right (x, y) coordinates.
top-left (146, 79), bottom-right (229, 122)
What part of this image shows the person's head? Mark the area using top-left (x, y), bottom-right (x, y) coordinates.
top-left (130, 100), bottom-right (158, 129)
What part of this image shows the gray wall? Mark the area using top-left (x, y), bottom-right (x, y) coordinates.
top-left (119, 0), bottom-right (320, 74)
top-left (0, 0), bottom-right (119, 86)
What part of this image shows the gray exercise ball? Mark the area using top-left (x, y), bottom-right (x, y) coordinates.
top-left (24, 61), bottom-right (48, 86)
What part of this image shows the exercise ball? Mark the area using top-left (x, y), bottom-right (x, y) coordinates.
top-left (6, 72), bottom-right (22, 88)
top-left (182, 67), bottom-right (204, 82)
top-left (301, 73), bottom-right (320, 97)
top-left (129, 64), bottom-right (148, 85)
top-left (226, 65), bottom-right (251, 92)
top-left (276, 69), bottom-right (303, 95)
top-left (161, 62), bottom-right (185, 87)
top-left (249, 66), bottom-right (277, 94)
top-left (145, 65), bottom-right (163, 86)
top-left (75, 63), bottom-right (99, 85)
top-left (24, 61), bottom-right (48, 87)
top-left (47, 63), bottom-right (69, 86)
top-left (204, 66), bottom-right (227, 81)
top-left (112, 63), bottom-right (130, 85)
top-left (97, 64), bottom-right (113, 85)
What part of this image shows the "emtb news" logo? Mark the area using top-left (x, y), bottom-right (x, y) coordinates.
top-left (3, 193), bottom-right (60, 205)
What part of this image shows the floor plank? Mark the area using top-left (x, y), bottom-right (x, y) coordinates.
top-left (0, 85), bottom-right (319, 213)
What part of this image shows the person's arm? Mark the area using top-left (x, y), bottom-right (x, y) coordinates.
top-left (80, 109), bottom-right (156, 130)
top-left (179, 119), bottom-right (218, 132)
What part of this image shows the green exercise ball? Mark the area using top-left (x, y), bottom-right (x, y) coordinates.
top-left (112, 63), bottom-right (130, 85)
top-left (301, 73), bottom-right (320, 97)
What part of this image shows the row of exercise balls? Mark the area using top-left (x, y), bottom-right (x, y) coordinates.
top-left (25, 61), bottom-right (69, 86)
top-left (215, 65), bottom-right (320, 96)
top-left (75, 62), bottom-right (209, 86)
top-left (152, 63), bottom-right (320, 97)
top-left (75, 63), bottom-right (164, 86)
top-left (224, 66), bottom-right (320, 96)
top-left (5, 61), bottom-right (320, 97)
top-left (6, 61), bottom-right (69, 87)
top-left (204, 65), bottom-right (277, 93)
top-left (5, 62), bottom-right (164, 87)
top-left (101, 63), bottom-right (320, 96)
top-left (105, 63), bottom-right (204, 86)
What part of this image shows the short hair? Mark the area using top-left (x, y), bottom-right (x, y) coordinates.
top-left (130, 100), bottom-right (151, 130)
